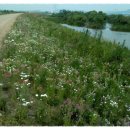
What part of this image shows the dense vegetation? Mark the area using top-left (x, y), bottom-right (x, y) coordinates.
top-left (107, 14), bottom-right (130, 32)
top-left (0, 10), bottom-right (17, 15)
top-left (50, 10), bottom-right (107, 29)
top-left (0, 13), bottom-right (130, 126)
top-left (50, 10), bottom-right (130, 32)
top-left (85, 11), bottom-right (107, 29)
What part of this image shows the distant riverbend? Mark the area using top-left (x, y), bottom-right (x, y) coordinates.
top-left (61, 23), bottom-right (130, 49)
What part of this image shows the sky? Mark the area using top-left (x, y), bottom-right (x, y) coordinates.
top-left (0, 4), bottom-right (130, 13)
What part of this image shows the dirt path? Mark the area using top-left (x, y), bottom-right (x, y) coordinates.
top-left (0, 13), bottom-right (22, 108)
top-left (0, 13), bottom-right (22, 44)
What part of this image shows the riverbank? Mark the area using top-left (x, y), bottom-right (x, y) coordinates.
top-left (50, 10), bottom-right (106, 29)
top-left (50, 10), bottom-right (130, 32)
top-left (61, 23), bottom-right (130, 49)
top-left (111, 24), bottom-right (130, 32)
top-left (0, 13), bottom-right (130, 125)
top-left (108, 14), bottom-right (130, 32)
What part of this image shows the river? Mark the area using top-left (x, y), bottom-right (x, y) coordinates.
top-left (61, 23), bottom-right (130, 49)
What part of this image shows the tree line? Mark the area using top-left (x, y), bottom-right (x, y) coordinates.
top-left (50, 10), bottom-right (130, 31)
top-left (0, 10), bottom-right (17, 15)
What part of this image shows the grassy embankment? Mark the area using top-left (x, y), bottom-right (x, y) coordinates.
top-left (0, 13), bottom-right (130, 126)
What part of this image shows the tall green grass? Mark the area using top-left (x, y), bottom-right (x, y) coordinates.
top-left (0, 13), bottom-right (130, 126)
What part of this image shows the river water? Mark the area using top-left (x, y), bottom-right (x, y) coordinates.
top-left (61, 23), bottom-right (130, 49)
